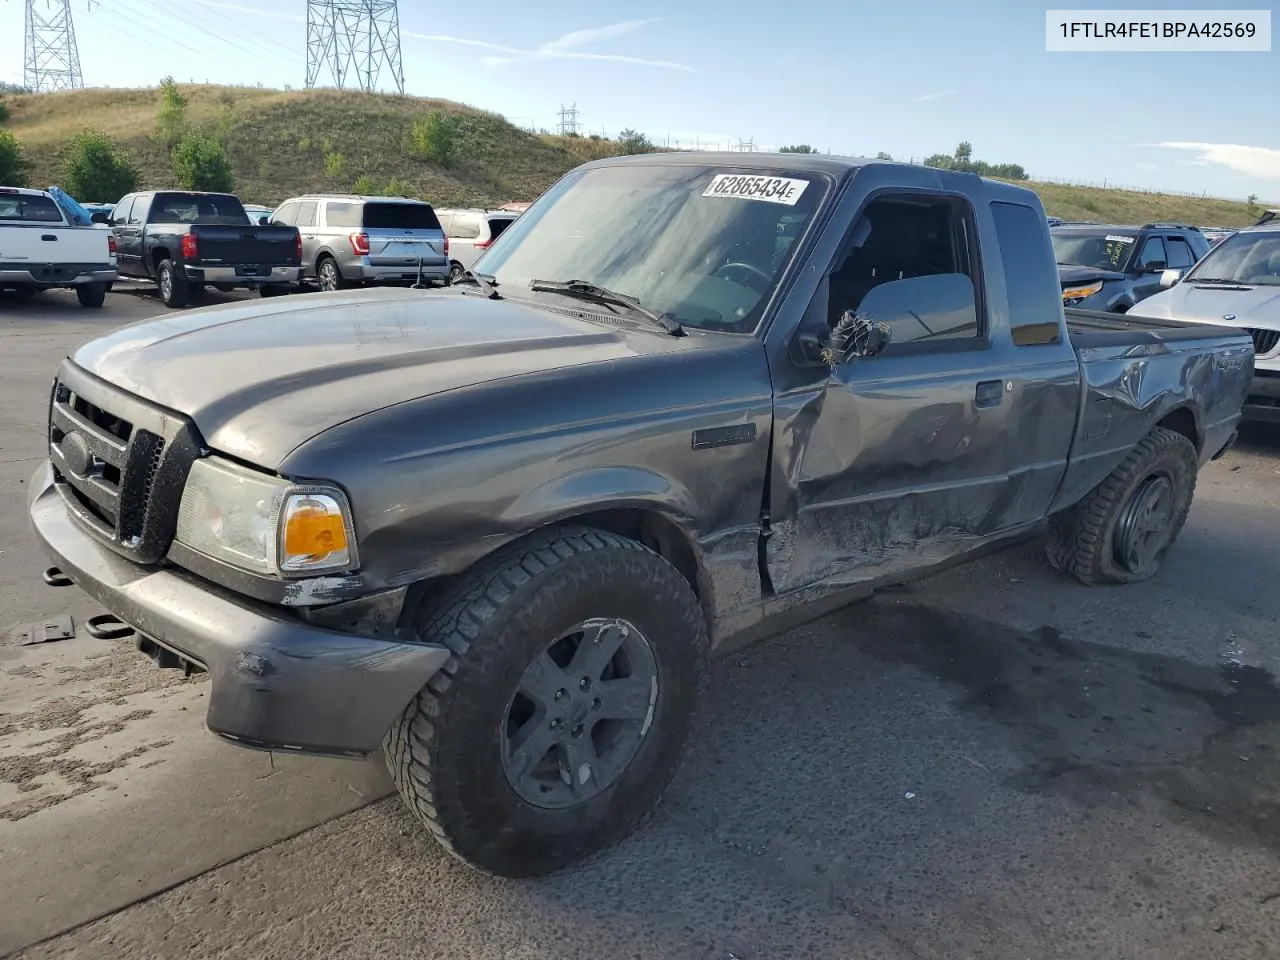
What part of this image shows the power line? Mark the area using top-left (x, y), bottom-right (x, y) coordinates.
top-left (24, 0), bottom-right (84, 92)
top-left (305, 0), bottom-right (405, 94)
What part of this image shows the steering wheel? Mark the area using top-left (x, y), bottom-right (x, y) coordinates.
top-left (715, 261), bottom-right (772, 291)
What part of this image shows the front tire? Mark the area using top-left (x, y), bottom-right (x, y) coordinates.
top-left (1045, 425), bottom-right (1198, 584)
top-left (76, 282), bottom-right (107, 308)
top-left (384, 525), bottom-right (707, 877)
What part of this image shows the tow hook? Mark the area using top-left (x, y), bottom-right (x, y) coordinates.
top-left (85, 614), bottom-right (135, 640)
top-left (42, 566), bottom-right (73, 587)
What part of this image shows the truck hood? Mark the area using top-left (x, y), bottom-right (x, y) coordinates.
top-left (1058, 264), bottom-right (1127, 286)
top-left (1127, 281), bottom-right (1280, 330)
top-left (70, 287), bottom-right (643, 468)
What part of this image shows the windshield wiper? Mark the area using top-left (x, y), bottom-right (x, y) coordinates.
top-left (1189, 277), bottom-right (1250, 285)
top-left (452, 270), bottom-right (501, 299)
top-left (529, 279), bottom-right (684, 336)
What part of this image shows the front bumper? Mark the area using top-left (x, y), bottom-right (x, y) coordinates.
top-left (1242, 365), bottom-right (1280, 424)
top-left (28, 461), bottom-right (449, 757)
top-left (185, 265), bottom-right (303, 287)
top-left (0, 266), bottom-right (117, 287)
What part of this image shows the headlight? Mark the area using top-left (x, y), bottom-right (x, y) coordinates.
top-left (174, 456), bottom-right (357, 577)
top-left (1062, 280), bottom-right (1104, 305)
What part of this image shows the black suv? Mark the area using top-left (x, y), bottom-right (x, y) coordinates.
top-left (1051, 222), bottom-right (1212, 313)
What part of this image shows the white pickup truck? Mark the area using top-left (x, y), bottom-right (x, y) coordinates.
top-left (0, 186), bottom-right (118, 307)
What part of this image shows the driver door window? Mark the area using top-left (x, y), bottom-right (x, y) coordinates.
top-left (819, 193), bottom-right (985, 352)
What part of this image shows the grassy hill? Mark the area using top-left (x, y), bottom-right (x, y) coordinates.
top-left (1, 84), bottom-right (1271, 227)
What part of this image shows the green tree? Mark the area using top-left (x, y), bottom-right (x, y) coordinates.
top-left (875, 151), bottom-right (894, 160)
top-left (155, 75), bottom-right (188, 146)
top-left (171, 133), bottom-right (234, 192)
top-left (614, 128), bottom-right (654, 155)
top-left (408, 111), bottom-right (458, 166)
top-left (953, 140), bottom-right (973, 170)
top-left (62, 131), bottom-right (140, 202)
top-left (779, 144), bottom-right (818, 154)
top-left (0, 129), bottom-right (28, 186)
top-left (1246, 193), bottom-right (1259, 218)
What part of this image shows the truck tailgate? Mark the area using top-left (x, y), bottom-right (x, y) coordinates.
top-left (0, 224), bottom-right (109, 268)
top-left (190, 225), bottom-right (299, 267)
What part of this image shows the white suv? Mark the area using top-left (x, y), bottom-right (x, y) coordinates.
top-left (436, 208), bottom-right (519, 282)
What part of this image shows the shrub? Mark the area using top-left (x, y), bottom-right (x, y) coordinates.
top-left (0, 129), bottom-right (28, 187)
top-left (408, 110), bottom-right (458, 166)
top-left (171, 133), bottom-right (234, 192)
top-left (62, 131), bottom-right (140, 202)
top-left (155, 75), bottom-right (188, 146)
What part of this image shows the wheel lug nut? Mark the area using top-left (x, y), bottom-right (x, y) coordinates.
top-left (579, 677), bottom-right (590, 690)
top-left (592, 698), bottom-right (601, 711)
top-left (554, 689), bottom-right (566, 700)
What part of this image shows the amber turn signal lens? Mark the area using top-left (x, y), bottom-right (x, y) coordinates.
top-left (280, 494), bottom-right (352, 571)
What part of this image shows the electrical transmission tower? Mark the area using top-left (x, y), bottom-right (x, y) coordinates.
top-left (733, 138), bottom-right (756, 152)
top-left (305, 0), bottom-right (405, 94)
top-left (556, 103), bottom-right (581, 136)
top-left (24, 0), bottom-right (84, 93)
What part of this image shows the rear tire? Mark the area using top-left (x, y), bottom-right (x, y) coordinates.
top-left (1045, 426), bottom-right (1198, 585)
top-left (317, 256), bottom-right (347, 292)
top-left (384, 525), bottom-right (707, 877)
top-left (157, 259), bottom-right (189, 308)
top-left (76, 282), bottom-right (107, 308)
top-left (448, 261), bottom-right (465, 284)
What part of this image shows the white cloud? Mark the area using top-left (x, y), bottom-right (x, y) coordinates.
top-left (914, 90), bottom-right (956, 103)
top-left (1155, 141), bottom-right (1280, 179)
top-left (189, 4), bottom-right (693, 73)
top-left (1135, 161), bottom-right (1160, 171)
top-left (409, 20), bottom-right (695, 73)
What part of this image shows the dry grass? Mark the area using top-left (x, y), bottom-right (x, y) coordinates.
top-left (1, 84), bottom-right (1270, 225)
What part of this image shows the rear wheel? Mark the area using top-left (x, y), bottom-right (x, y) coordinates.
top-left (1046, 426), bottom-right (1198, 585)
top-left (76, 282), bottom-right (107, 308)
top-left (317, 256), bottom-right (347, 292)
top-left (157, 259), bottom-right (189, 308)
top-left (384, 525), bottom-right (707, 877)
top-left (448, 261), bottom-right (465, 284)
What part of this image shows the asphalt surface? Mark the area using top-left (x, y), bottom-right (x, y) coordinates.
top-left (3, 286), bottom-right (1280, 960)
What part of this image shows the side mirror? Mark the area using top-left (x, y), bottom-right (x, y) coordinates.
top-left (1142, 260), bottom-right (1168, 274)
top-left (259, 215), bottom-right (270, 225)
top-left (90, 211), bottom-right (109, 224)
top-left (1159, 268), bottom-right (1183, 288)
top-left (829, 311), bottom-right (892, 363)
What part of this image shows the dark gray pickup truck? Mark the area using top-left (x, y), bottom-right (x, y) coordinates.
top-left (28, 154), bottom-right (1253, 877)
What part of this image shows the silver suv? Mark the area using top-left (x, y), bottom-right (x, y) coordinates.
top-left (436, 208), bottom-right (518, 282)
top-left (271, 194), bottom-right (450, 291)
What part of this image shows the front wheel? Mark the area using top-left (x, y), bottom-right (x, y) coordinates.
top-left (76, 282), bottom-right (107, 308)
top-left (384, 525), bottom-right (707, 877)
top-left (1045, 425), bottom-right (1198, 584)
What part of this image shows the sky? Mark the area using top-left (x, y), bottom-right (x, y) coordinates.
top-left (2, 0), bottom-right (1277, 201)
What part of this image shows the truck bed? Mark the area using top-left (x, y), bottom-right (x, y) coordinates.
top-left (1064, 307), bottom-right (1240, 349)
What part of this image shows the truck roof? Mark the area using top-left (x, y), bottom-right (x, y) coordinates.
top-left (577, 152), bottom-right (1042, 206)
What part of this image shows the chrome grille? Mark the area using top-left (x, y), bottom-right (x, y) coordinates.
top-left (1245, 328), bottom-right (1280, 355)
top-left (47, 362), bottom-right (201, 564)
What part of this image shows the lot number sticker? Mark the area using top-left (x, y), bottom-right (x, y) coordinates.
top-left (703, 174), bottom-right (809, 206)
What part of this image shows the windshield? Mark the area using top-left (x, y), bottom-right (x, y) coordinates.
top-left (475, 163), bottom-right (828, 334)
top-left (1185, 231), bottom-right (1280, 285)
top-left (151, 193), bottom-right (248, 225)
top-left (1051, 230), bottom-right (1137, 271)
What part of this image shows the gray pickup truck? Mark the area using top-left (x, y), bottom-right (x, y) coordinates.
top-left (28, 154), bottom-right (1252, 878)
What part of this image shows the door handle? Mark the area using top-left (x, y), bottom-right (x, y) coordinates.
top-left (41, 234), bottom-right (57, 241)
top-left (975, 379), bottom-right (1005, 408)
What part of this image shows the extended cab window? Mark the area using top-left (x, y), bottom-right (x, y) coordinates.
top-left (0, 194), bottom-right (62, 222)
top-left (991, 201), bottom-right (1063, 346)
top-left (821, 193), bottom-right (983, 348)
